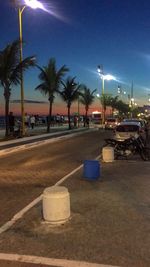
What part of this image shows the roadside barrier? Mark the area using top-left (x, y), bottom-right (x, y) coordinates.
top-left (43, 186), bottom-right (70, 224)
top-left (102, 147), bottom-right (114, 162)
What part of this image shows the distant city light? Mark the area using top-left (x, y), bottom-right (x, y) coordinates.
top-left (92, 111), bottom-right (101, 114)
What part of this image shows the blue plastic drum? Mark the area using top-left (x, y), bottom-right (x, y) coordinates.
top-left (83, 160), bottom-right (100, 180)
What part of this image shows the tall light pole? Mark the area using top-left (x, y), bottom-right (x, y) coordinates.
top-left (97, 65), bottom-right (116, 126)
top-left (18, 5), bottom-right (25, 136)
top-left (97, 65), bottom-right (104, 125)
top-left (77, 96), bottom-right (80, 128)
top-left (18, 0), bottom-right (45, 136)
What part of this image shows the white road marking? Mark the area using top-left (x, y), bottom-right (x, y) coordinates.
top-left (0, 195), bottom-right (42, 234)
top-left (55, 164), bottom-right (83, 186)
top-left (0, 155), bottom-right (100, 234)
top-left (0, 253), bottom-right (119, 267)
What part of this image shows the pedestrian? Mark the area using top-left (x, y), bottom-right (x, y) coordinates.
top-left (86, 117), bottom-right (89, 128)
top-left (24, 113), bottom-right (30, 127)
top-left (73, 116), bottom-right (77, 128)
top-left (14, 119), bottom-right (21, 138)
top-left (30, 115), bottom-right (35, 129)
top-left (83, 116), bottom-right (86, 127)
top-left (8, 111), bottom-right (15, 135)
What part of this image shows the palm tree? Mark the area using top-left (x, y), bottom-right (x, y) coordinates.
top-left (115, 100), bottom-right (130, 117)
top-left (59, 77), bottom-right (80, 130)
top-left (100, 94), bottom-right (112, 122)
top-left (0, 40), bottom-right (36, 137)
top-left (35, 58), bottom-right (69, 132)
top-left (80, 85), bottom-right (96, 119)
top-left (109, 96), bottom-right (119, 116)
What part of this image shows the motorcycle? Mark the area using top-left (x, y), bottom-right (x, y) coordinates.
top-left (103, 135), bottom-right (150, 161)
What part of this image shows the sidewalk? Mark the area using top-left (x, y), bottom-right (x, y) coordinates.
top-left (0, 122), bottom-right (101, 142)
top-left (0, 125), bottom-right (68, 141)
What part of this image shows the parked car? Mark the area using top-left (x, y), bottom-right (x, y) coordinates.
top-left (105, 118), bottom-right (119, 129)
top-left (114, 121), bottom-right (143, 141)
top-left (122, 118), bottom-right (146, 131)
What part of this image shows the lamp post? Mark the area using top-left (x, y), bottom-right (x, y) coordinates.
top-left (18, 5), bottom-right (25, 136)
top-left (18, 0), bottom-right (45, 136)
top-left (97, 65), bottom-right (116, 126)
top-left (77, 96), bottom-right (80, 128)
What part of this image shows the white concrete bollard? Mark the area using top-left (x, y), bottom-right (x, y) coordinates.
top-left (43, 186), bottom-right (70, 225)
top-left (102, 146), bottom-right (114, 162)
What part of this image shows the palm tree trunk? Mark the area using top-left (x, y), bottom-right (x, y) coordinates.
top-left (68, 105), bottom-right (71, 130)
top-left (47, 100), bottom-right (53, 133)
top-left (104, 107), bottom-right (106, 122)
top-left (84, 109), bottom-right (88, 127)
top-left (85, 109), bottom-right (88, 119)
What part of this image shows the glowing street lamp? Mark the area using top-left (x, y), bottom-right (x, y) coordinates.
top-left (103, 74), bottom-right (116, 81)
top-left (24, 0), bottom-right (44, 9)
top-left (97, 65), bottom-right (116, 125)
top-left (18, 0), bottom-right (45, 136)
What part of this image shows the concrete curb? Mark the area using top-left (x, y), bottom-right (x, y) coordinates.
top-left (0, 128), bottom-right (97, 156)
top-left (0, 128), bottom-right (88, 147)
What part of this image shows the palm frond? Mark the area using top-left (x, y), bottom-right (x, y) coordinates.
top-left (59, 76), bottom-right (79, 106)
top-left (35, 58), bottom-right (69, 100)
top-left (35, 83), bottom-right (48, 96)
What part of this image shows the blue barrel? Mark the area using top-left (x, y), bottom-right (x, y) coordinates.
top-left (83, 160), bottom-right (100, 180)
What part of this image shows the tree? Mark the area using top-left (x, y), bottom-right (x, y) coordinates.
top-left (109, 96), bottom-right (119, 116)
top-left (115, 100), bottom-right (130, 117)
top-left (35, 58), bottom-right (69, 132)
top-left (100, 94), bottom-right (112, 122)
top-left (80, 85), bottom-right (96, 118)
top-left (0, 40), bottom-right (36, 137)
top-left (59, 77), bottom-right (80, 130)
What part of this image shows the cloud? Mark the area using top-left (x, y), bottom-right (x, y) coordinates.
top-left (11, 99), bottom-right (47, 104)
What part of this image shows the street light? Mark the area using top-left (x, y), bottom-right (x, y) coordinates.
top-left (117, 84), bottom-right (126, 101)
top-left (18, 0), bottom-right (45, 136)
top-left (97, 65), bottom-right (116, 126)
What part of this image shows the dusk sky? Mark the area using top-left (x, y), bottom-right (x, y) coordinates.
top-left (1, 0), bottom-right (150, 115)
